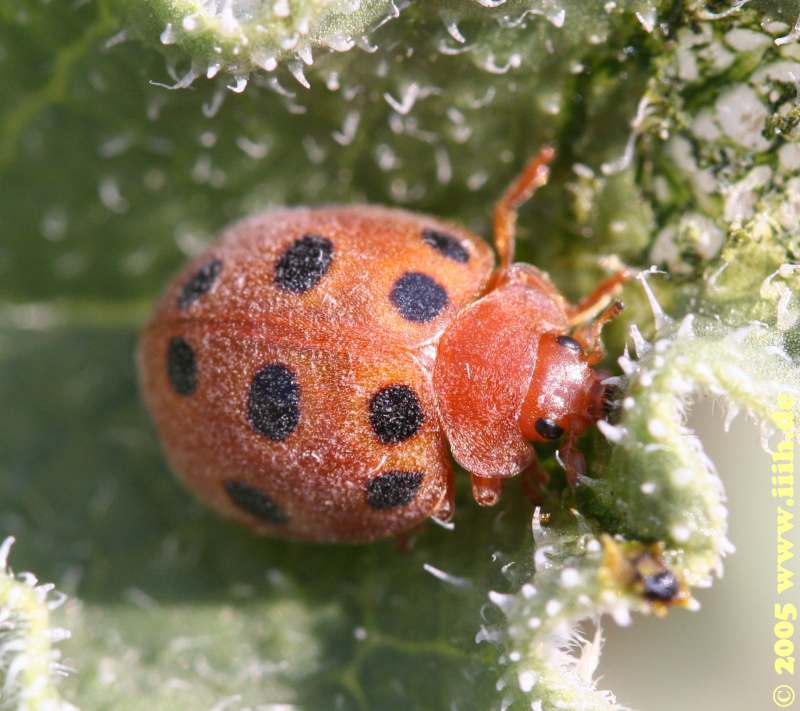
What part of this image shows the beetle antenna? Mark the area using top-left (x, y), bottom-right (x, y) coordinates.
top-left (600, 381), bottom-right (623, 422)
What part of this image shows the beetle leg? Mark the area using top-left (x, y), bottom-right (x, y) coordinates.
top-left (573, 300), bottom-right (625, 365)
top-left (566, 268), bottom-right (633, 326)
top-left (471, 473), bottom-right (503, 506)
top-left (520, 455), bottom-right (550, 505)
top-left (432, 466), bottom-right (456, 522)
top-left (493, 146), bottom-right (556, 270)
top-left (557, 430), bottom-right (587, 487)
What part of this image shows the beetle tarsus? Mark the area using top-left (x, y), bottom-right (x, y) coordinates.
top-left (471, 473), bottom-right (504, 506)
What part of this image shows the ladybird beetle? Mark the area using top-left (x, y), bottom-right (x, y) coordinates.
top-left (138, 147), bottom-right (630, 542)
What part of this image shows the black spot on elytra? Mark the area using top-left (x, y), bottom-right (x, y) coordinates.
top-left (556, 335), bottom-right (582, 354)
top-left (178, 258), bottom-right (222, 309)
top-left (224, 480), bottom-right (289, 524)
top-left (369, 385), bottom-right (425, 444)
top-left (390, 272), bottom-right (448, 323)
top-left (274, 234), bottom-right (333, 294)
top-left (642, 570), bottom-right (680, 602)
top-left (422, 228), bottom-right (470, 263)
top-left (366, 471), bottom-right (424, 510)
top-left (247, 364), bottom-right (300, 441)
top-left (166, 337), bottom-right (197, 396)
top-left (534, 417), bottom-right (564, 440)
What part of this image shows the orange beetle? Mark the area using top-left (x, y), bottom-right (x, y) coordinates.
top-left (138, 147), bottom-right (629, 542)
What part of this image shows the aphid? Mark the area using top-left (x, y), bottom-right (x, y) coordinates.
top-left (599, 536), bottom-right (690, 610)
top-left (138, 147), bottom-right (629, 542)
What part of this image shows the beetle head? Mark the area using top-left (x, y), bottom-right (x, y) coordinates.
top-left (517, 332), bottom-right (618, 444)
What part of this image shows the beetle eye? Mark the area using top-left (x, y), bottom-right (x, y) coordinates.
top-left (534, 417), bottom-right (564, 440)
top-left (555, 335), bottom-right (582, 354)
